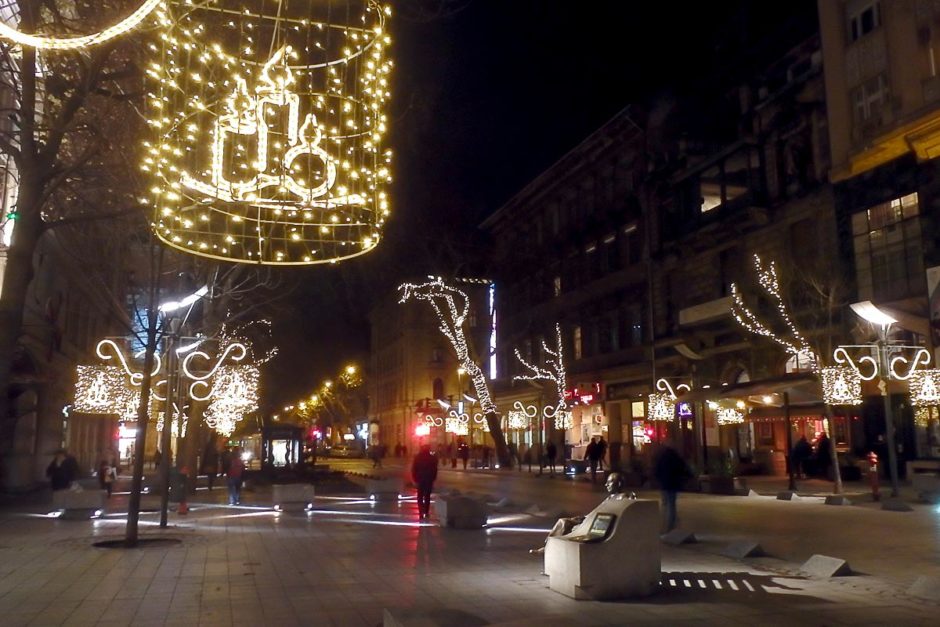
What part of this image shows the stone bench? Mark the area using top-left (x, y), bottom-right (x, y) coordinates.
top-left (272, 483), bottom-right (315, 512)
top-left (544, 497), bottom-right (660, 600)
top-left (366, 476), bottom-right (404, 502)
top-left (52, 489), bottom-right (106, 519)
top-left (912, 473), bottom-right (940, 504)
top-left (434, 495), bottom-right (487, 529)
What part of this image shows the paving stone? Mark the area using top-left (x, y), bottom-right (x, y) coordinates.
top-left (801, 554), bottom-right (852, 577)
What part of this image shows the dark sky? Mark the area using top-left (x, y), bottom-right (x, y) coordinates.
top-left (261, 0), bottom-right (819, 410)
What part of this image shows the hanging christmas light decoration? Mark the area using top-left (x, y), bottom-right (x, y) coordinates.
top-left (202, 365), bottom-right (260, 436)
top-left (0, 0), bottom-right (162, 50)
top-left (914, 407), bottom-right (934, 427)
top-left (74, 365), bottom-right (134, 413)
top-left (144, 0), bottom-right (392, 265)
top-left (647, 392), bottom-right (675, 422)
top-left (909, 369), bottom-right (940, 407)
top-left (716, 407), bottom-right (745, 425)
top-left (821, 366), bottom-right (863, 406)
top-left (445, 415), bottom-right (469, 436)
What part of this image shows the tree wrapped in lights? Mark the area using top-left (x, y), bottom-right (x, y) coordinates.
top-left (144, 0), bottom-right (393, 265)
top-left (514, 323), bottom-right (568, 419)
top-left (731, 255), bottom-right (819, 369)
top-left (399, 278), bottom-right (510, 466)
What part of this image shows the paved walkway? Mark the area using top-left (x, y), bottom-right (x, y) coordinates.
top-left (0, 476), bottom-right (938, 626)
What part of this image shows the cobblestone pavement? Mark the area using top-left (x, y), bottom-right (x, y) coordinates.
top-left (0, 481), bottom-right (938, 627)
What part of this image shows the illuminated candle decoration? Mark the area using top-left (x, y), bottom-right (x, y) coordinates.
top-left (0, 0), bottom-right (161, 50)
top-left (507, 411), bottom-right (529, 430)
top-left (553, 410), bottom-right (573, 430)
top-left (203, 365), bottom-right (260, 437)
top-left (445, 416), bottom-right (468, 436)
top-left (821, 366), bottom-right (863, 406)
top-left (145, 1), bottom-right (393, 265)
top-left (647, 392), bottom-right (675, 421)
top-left (74, 365), bottom-right (132, 413)
top-left (909, 369), bottom-right (940, 407)
top-left (716, 407), bottom-right (745, 425)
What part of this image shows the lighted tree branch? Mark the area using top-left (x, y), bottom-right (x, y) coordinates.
top-left (513, 322), bottom-right (567, 413)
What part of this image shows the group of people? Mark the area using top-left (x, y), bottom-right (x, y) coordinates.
top-left (198, 442), bottom-right (245, 505)
top-left (584, 436), bottom-right (609, 481)
top-left (790, 432), bottom-right (833, 479)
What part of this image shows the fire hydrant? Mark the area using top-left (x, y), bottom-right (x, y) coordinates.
top-left (867, 451), bottom-right (880, 502)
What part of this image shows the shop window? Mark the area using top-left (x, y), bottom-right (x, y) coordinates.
top-left (573, 325), bottom-right (582, 360)
top-left (757, 422), bottom-right (774, 446)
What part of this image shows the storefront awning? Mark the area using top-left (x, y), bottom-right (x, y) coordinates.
top-left (677, 373), bottom-right (821, 405)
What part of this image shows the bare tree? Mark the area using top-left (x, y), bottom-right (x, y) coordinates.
top-left (399, 278), bottom-right (510, 467)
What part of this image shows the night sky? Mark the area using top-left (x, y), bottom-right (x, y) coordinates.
top-left (261, 0), bottom-right (819, 410)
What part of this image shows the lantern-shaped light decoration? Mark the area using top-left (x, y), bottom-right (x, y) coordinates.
top-left (554, 410), bottom-right (573, 430)
top-left (822, 366), bottom-right (863, 406)
top-left (507, 410), bottom-right (529, 430)
top-left (909, 369), bottom-right (940, 407)
top-left (445, 416), bottom-right (469, 436)
top-left (914, 407), bottom-right (933, 427)
top-left (716, 407), bottom-right (745, 425)
top-left (204, 365), bottom-right (260, 436)
top-left (145, 1), bottom-right (392, 265)
top-left (647, 392), bottom-right (675, 421)
top-left (74, 365), bottom-right (131, 414)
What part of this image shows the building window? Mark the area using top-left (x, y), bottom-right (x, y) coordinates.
top-left (573, 326), bottom-right (582, 360)
top-left (847, 1), bottom-right (881, 43)
top-left (431, 348), bottom-right (443, 363)
top-left (432, 378), bottom-right (444, 400)
top-left (852, 192), bottom-right (923, 302)
top-left (553, 275), bottom-right (562, 297)
top-left (852, 74), bottom-right (888, 123)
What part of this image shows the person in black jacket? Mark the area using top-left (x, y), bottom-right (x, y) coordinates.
top-left (47, 450), bottom-right (78, 491)
top-left (411, 444), bottom-right (438, 519)
top-left (654, 446), bottom-right (691, 533)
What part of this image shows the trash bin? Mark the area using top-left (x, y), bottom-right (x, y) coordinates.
top-left (169, 468), bottom-right (188, 503)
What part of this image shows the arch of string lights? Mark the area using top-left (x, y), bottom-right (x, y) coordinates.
top-left (0, 0), bottom-right (162, 50)
top-left (144, 0), bottom-right (392, 265)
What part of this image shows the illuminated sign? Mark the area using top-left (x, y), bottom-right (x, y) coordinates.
top-left (564, 383), bottom-right (602, 405)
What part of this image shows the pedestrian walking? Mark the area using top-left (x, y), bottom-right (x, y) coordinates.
top-left (411, 444), bottom-right (438, 519)
top-left (596, 436), bottom-right (608, 471)
top-left (448, 442), bottom-right (457, 468)
top-left (483, 445), bottom-right (492, 468)
top-left (98, 458), bottom-right (117, 497)
top-left (201, 441), bottom-right (219, 491)
top-left (791, 435), bottom-right (812, 479)
top-left (654, 445), bottom-right (691, 533)
top-left (546, 441), bottom-right (558, 477)
top-left (585, 437), bottom-right (599, 482)
top-left (508, 442), bottom-right (518, 470)
top-left (152, 448), bottom-right (163, 470)
top-left (458, 440), bottom-right (470, 469)
top-left (220, 447), bottom-right (232, 476)
top-left (371, 442), bottom-right (383, 469)
top-left (47, 449), bottom-right (78, 491)
top-left (227, 447), bottom-right (245, 505)
top-left (517, 443), bottom-right (528, 472)
top-left (815, 432), bottom-right (833, 479)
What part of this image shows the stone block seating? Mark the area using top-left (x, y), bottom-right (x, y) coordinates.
top-left (433, 495), bottom-right (487, 529)
top-left (544, 497), bottom-right (660, 600)
top-left (272, 483), bottom-right (315, 512)
top-left (52, 488), bottom-right (106, 519)
top-left (367, 476), bottom-right (403, 502)
top-left (912, 473), bottom-right (940, 504)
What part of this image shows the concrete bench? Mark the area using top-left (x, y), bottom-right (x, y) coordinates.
top-left (544, 497), bottom-right (660, 600)
top-left (912, 473), bottom-right (940, 504)
top-left (52, 489), bottom-right (106, 519)
top-left (434, 495), bottom-right (487, 529)
top-left (367, 476), bottom-right (403, 501)
top-left (272, 483), bottom-right (315, 512)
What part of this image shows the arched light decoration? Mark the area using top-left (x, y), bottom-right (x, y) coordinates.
top-left (716, 407), bottom-right (745, 425)
top-left (145, 1), bottom-right (392, 265)
top-left (0, 0), bottom-right (162, 50)
top-left (647, 392), bottom-right (675, 421)
top-left (821, 366), bottom-right (862, 406)
top-left (909, 369), bottom-right (940, 407)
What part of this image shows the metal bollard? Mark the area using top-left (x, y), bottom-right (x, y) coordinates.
top-left (867, 451), bottom-right (880, 502)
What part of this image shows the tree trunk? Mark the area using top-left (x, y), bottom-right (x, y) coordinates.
top-left (125, 298), bottom-right (159, 547)
top-left (824, 405), bottom-right (844, 495)
top-left (485, 410), bottom-right (511, 468)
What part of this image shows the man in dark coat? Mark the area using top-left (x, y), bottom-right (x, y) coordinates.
top-left (546, 440), bottom-right (558, 477)
top-left (47, 450), bottom-right (78, 491)
top-left (411, 444), bottom-right (438, 519)
top-left (585, 437), bottom-right (599, 482)
top-left (654, 446), bottom-right (691, 533)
